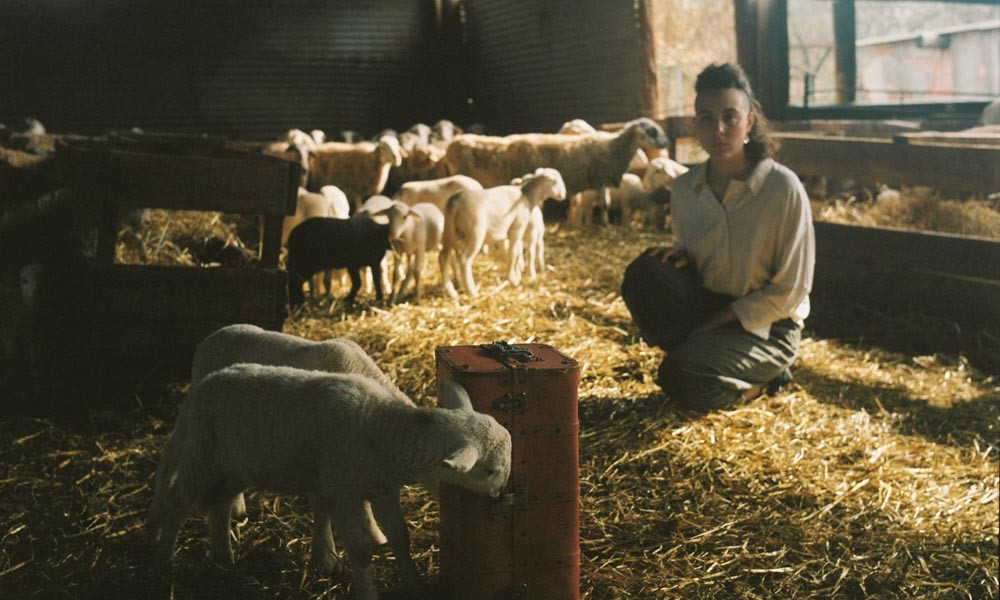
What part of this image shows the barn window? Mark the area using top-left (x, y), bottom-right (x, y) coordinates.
top-left (786, 0), bottom-right (998, 114)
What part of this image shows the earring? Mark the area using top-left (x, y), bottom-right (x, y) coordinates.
top-left (743, 136), bottom-right (750, 144)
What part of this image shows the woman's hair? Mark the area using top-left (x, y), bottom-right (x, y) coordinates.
top-left (695, 63), bottom-right (779, 162)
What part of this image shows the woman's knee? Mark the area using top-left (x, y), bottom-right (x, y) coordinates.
top-left (656, 356), bottom-right (742, 412)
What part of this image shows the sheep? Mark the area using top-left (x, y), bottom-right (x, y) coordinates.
top-left (300, 136), bottom-right (403, 211)
top-left (382, 143), bottom-right (452, 198)
top-left (377, 201), bottom-right (445, 304)
top-left (441, 118), bottom-right (667, 195)
top-left (439, 167), bottom-right (566, 298)
top-left (567, 188), bottom-right (610, 228)
top-left (189, 323), bottom-right (422, 533)
top-left (404, 123), bottom-right (432, 149)
top-left (393, 174), bottom-right (484, 212)
top-left (608, 157), bottom-right (689, 228)
top-left (287, 128), bottom-right (321, 152)
top-left (146, 365), bottom-right (511, 599)
top-left (554, 118), bottom-right (654, 227)
top-left (282, 186), bottom-right (350, 246)
top-left (280, 186), bottom-right (351, 299)
top-left (557, 119), bottom-right (597, 135)
top-left (430, 119), bottom-right (462, 144)
top-left (285, 215), bottom-right (391, 309)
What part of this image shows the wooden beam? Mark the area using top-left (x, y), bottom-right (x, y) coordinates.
top-left (771, 119), bottom-right (922, 135)
top-left (774, 132), bottom-right (1000, 193)
top-left (893, 128), bottom-right (1000, 147)
top-left (814, 222), bottom-right (1000, 329)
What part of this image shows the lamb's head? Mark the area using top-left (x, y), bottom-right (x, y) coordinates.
top-left (624, 117), bottom-right (668, 150)
top-left (433, 378), bottom-right (512, 498)
top-left (521, 167), bottom-right (567, 204)
top-left (384, 200), bottom-right (421, 244)
top-left (558, 118), bottom-right (597, 135)
top-left (643, 157), bottom-right (689, 191)
top-left (376, 135), bottom-right (403, 168)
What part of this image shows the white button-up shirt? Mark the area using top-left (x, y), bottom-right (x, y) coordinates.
top-left (670, 158), bottom-right (815, 339)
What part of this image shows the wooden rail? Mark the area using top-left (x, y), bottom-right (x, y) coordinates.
top-left (813, 223), bottom-right (1000, 329)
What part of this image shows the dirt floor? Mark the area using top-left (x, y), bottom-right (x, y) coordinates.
top-left (0, 224), bottom-right (997, 599)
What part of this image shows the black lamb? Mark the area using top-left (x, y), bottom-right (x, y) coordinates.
top-left (285, 216), bottom-right (391, 308)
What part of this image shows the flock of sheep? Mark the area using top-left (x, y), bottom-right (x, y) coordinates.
top-left (273, 116), bottom-right (686, 309)
top-left (1, 114), bottom-right (687, 598)
top-left (142, 116), bottom-right (685, 597)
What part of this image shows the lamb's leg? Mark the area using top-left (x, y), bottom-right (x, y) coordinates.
top-left (231, 493), bottom-right (247, 520)
top-left (390, 252), bottom-right (405, 304)
top-left (459, 234), bottom-right (484, 296)
top-left (346, 268), bottom-right (362, 304)
top-left (371, 261), bottom-right (385, 301)
top-left (537, 238), bottom-right (546, 277)
top-left (322, 269), bottom-right (333, 297)
top-left (308, 495), bottom-right (338, 575)
top-left (363, 501), bottom-right (387, 546)
top-left (370, 491), bottom-right (420, 588)
top-left (527, 241), bottom-right (538, 281)
top-left (440, 242), bottom-right (459, 299)
top-left (208, 495), bottom-right (239, 566)
top-left (505, 230), bottom-right (525, 286)
top-left (329, 502), bottom-right (379, 600)
top-left (150, 477), bottom-right (200, 567)
top-left (409, 250), bottom-right (423, 300)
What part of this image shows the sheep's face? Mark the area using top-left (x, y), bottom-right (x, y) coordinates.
top-left (436, 418), bottom-right (512, 498)
top-left (377, 136), bottom-right (403, 167)
top-left (386, 201), bottom-right (415, 242)
top-left (629, 118), bottom-right (668, 150)
top-left (531, 168), bottom-right (567, 202)
top-left (644, 158), bottom-right (689, 191)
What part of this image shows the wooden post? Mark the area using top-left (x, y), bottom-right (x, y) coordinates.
top-left (833, 0), bottom-right (857, 105)
top-left (735, 0), bottom-right (789, 120)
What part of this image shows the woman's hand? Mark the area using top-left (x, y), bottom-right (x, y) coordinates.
top-left (644, 246), bottom-right (690, 269)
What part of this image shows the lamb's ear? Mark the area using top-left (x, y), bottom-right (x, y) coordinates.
top-left (439, 378), bottom-right (473, 412)
top-left (440, 445), bottom-right (479, 473)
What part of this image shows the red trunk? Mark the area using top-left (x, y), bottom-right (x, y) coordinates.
top-left (436, 343), bottom-right (580, 600)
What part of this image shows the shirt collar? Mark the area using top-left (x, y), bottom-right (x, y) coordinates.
top-left (691, 158), bottom-right (774, 196)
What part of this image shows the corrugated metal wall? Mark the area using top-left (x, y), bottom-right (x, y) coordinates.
top-left (1, 0), bottom-right (658, 139)
top-left (454, 0), bottom-right (659, 133)
top-left (0, 0), bottom-right (443, 140)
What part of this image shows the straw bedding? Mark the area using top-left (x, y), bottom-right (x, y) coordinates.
top-left (0, 215), bottom-right (996, 599)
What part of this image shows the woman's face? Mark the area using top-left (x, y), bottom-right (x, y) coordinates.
top-left (694, 88), bottom-right (756, 163)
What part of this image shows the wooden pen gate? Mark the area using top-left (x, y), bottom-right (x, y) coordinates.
top-left (61, 133), bottom-right (300, 390)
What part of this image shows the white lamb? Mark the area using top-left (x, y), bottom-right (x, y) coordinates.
top-left (378, 201), bottom-right (445, 304)
top-left (609, 156), bottom-right (689, 227)
top-left (190, 324), bottom-right (404, 396)
top-left (189, 322), bottom-right (422, 528)
top-left (393, 174), bottom-right (484, 212)
top-left (439, 167), bottom-right (566, 298)
top-left (146, 366), bottom-right (510, 600)
top-left (282, 186), bottom-right (350, 246)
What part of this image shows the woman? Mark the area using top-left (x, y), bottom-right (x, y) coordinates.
top-left (621, 63), bottom-right (815, 411)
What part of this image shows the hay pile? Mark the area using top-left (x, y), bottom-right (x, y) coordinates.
top-left (811, 186), bottom-right (1000, 239)
top-left (1, 223), bottom-right (996, 599)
